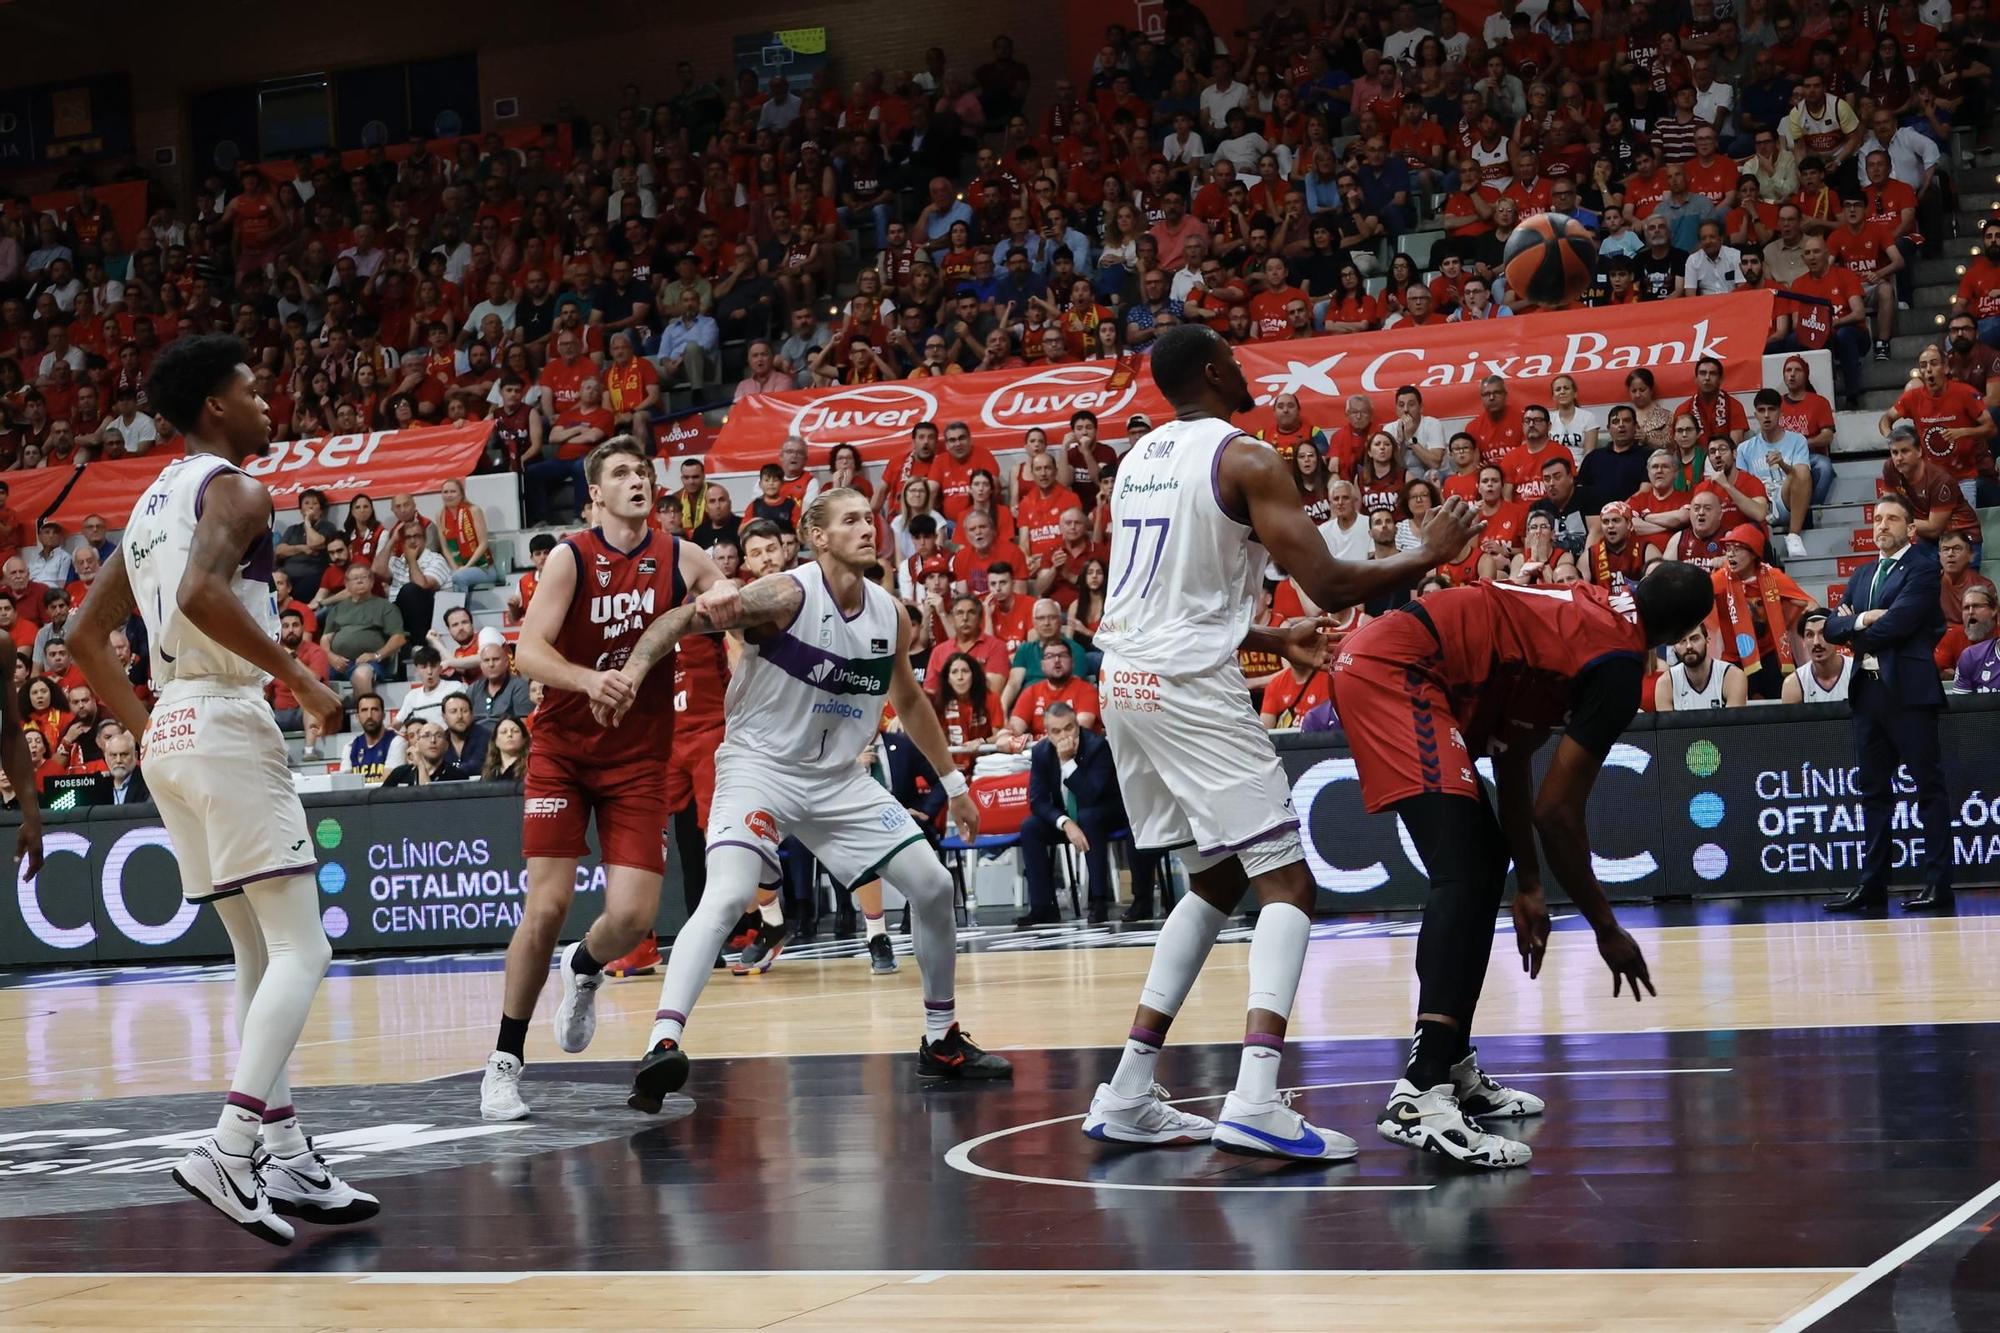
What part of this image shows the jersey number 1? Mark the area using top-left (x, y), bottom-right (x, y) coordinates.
top-left (1111, 517), bottom-right (1171, 599)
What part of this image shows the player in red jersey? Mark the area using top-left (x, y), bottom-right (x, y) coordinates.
top-left (481, 435), bottom-right (736, 1122)
top-left (1330, 565), bottom-right (1717, 1169)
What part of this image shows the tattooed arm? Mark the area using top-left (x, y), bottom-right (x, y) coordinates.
top-left (600, 573), bottom-right (804, 725)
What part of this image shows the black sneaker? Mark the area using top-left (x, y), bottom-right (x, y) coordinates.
top-left (917, 1024), bottom-right (1013, 1083)
top-left (726, 913), bottom-right (760, 951)
top-left (731, 921), bottom-right (790, 975)
top-left (628, 1039), bottom-right (691, 1113)
top-left (1874, 341), bottom-right (1890, 361)
top-left (868, 933), bottom-right (898, 975)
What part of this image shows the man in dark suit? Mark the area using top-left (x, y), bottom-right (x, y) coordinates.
top-left (1017, 701), bottom-right (1162, 928)
top-left (1823, 492), bottom-right (1954, 913)
top-left (102, 726), bottom-right (150, 806)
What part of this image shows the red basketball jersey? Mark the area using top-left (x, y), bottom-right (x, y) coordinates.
top-left (538, 528), bottom-right (685, 764)
top-left (1395, 581), bottom-right (1648, 750)
top-left (672, 630), bottom-right (730, 733)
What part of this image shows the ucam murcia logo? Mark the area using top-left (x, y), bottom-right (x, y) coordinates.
top-left (1247, 321), bottom-right (1733, 406)
top-left (790, 383), bottom-right (939, 448)
top-left (979, 362), bottom-right (1140, 432)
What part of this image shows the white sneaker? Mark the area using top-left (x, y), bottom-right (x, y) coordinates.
top-left (1212, 1090), bottom-right (1358, 1161)
top-left (1450, 1048), bottom-right (1546, 1118)
top-left (1082, 1082), bottom-right (1216, 1145)
top-left (1377, 1078), bottom-right (1532, 1168)
top-left (552, 941), bottom-right (603, 1053)
top-left (481, 1051), bottom-right (530, 1121)
top-left (1783, 532), bottom-right (1808, 561)
top-left (170, 1135), bottom-right (294, 1245)
top-left (261, 1140), bottom-right (382, 1224)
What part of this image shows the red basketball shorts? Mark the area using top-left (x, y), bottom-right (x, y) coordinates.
top-left (663, 722), bottom-right (724, 826)
top-left (1331, 613), bottom-right (1479, 814)
top-left (522, 745), bottom-right (671, 873)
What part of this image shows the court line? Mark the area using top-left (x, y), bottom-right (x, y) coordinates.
top-left (1, 1266), bottom-right (1866, 1281)
top-left (942, 1067), bottom-right (1732, 1194)
top-left (1767, 1175), bottom-right (2000, 1332)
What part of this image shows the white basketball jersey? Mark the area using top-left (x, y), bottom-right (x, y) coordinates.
top-left (721, 563), bottom-right (901, 773)
top-left (1669, 659), bottom-right (1729, 710)
top-left (1797, 654), bottom-right (1853, 703)
top-left (1095, 417), bottom-right (1264, 676)
top-left (123, 453), bottom-right (279, 689)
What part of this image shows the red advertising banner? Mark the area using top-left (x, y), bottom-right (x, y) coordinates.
top-left (6, 422), bottom-right (489, 530)
top-left (709, 291), bottom-right (1776, 472)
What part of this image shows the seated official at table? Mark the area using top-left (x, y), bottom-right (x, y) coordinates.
top-left (1016, 701), bottom-right (1161, 930)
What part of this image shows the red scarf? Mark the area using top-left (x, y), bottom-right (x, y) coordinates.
top-left (1712, 564), bottom-right (1810, 675)
top-left (441, 503), bottom-right (482, 565)
top-left (1587, 538), bottom-right (1646, 590)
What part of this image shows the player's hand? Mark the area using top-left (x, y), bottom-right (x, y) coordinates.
top-left (695, 579), bottom-right (744, 629)
top-left (1276, 615), bottom-right (1334, 672)
top-left (1511, 887), bottom-right (1551, 979)
top-left (1596, 924), bottom-right (1656, 1001)
top-left (296, 677), bottom-right (345, 737)
top-left (1420, 495), bottom-right (1485, 565)
top-left (587, 668), bottom-right (638, 722)
top-left (16, 807), bottom-right (43, 880)
top-left (948, 791), bottom-right (981, 843)
top-left (1063, 820), bottom-right (1090, 853)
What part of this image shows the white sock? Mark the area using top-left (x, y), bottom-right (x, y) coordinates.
top-left (215, 1098), bottom-right (262, 1156)
top-left (260, 1106), bottom-right (309, 1158)
top-left (1237, 1035), bottom-right (1283, 1102)
top-left (1109, 893), bottom-right (1228, 1098)
top-left (863, 910), bottom-right (887, 941)
top-left (758, 898), bottom-right (785, 927)
top-left (1234, 901), bottom-right (1310, 1102)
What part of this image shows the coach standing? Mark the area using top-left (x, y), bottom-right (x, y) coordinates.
top-left (1823, 493), bottom-right (1954, 914)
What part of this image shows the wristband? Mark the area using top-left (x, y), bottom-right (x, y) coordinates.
top-left (941, 770), bottom-right (969, 799)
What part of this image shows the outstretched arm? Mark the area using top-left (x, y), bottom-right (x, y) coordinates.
top-left (886, 608), bottom-right (979, 842)
top-left (70, 550), bottom-right (152, 739)
top-left (621, 571), bottom-right (803, 687)
top-left (1220, 434), bottom-right (1481, 613)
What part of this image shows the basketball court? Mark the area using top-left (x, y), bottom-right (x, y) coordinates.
top-left (2, 897), bottom-right (1996, 1331)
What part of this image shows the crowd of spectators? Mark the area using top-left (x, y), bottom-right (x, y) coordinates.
top-left (0, 0), bottom-right (1996, 834)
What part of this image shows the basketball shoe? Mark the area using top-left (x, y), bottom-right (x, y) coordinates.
top-left (731, 920), bottom-right (789, 975)
top-left (1451, 1048), bottom-right (1546, 1118)
top-left (868, 933), bottom-right (898, 975)
top-left (603, 934), bottom-right (660, 977)
top-left (171, 1135), bottom-right (293, 1246)
top-left (726, 913), bottom-right (760, 951)
top-left (553, 941), bottom-right (603, 1052)
top-left (1376, 1079), bottom-right (1533, 1168)
top-left (628, 1039), bottom-right (691, 1114)
top-left (261, 1140), bottom-right (382, 1224)
top-left (481, 1052), bottom-right (530, 1121)
top-left (916, 1025), bottom-right (1014, 1083)
top-left (1212, 1090), bottom-right (1358, 1161)
top-left (1083, 1083), bottom-right (1215, 1144)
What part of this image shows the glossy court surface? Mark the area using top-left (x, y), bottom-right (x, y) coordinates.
top-left (2, 897), bottom-right (1998, 1331)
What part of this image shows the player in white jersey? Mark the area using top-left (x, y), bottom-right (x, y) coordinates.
top-left (69, 336), bottom-right (378, 1245)
top-left (1653, 625), bottom-right (1748, 711)
top-left (1081, 324), bottom-right (1479, 1158)
top-left (600, 487), bottom-right (1012, 1112)
top-left (1782, 609), bottom-right (1855, 704)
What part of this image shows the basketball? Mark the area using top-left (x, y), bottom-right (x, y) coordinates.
top-left (1501, 211), bottom-right (1598, 310)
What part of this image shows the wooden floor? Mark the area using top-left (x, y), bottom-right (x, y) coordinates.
top-left (3, 904), bottom-right (1998, 1331)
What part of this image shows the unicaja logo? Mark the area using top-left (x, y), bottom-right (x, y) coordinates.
top-left (808, 659), bottom-right (835, 684)
top-left (790, 385), bottom-right (938, 448)
top-left (979, 363), bottom-right (1139, 432)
